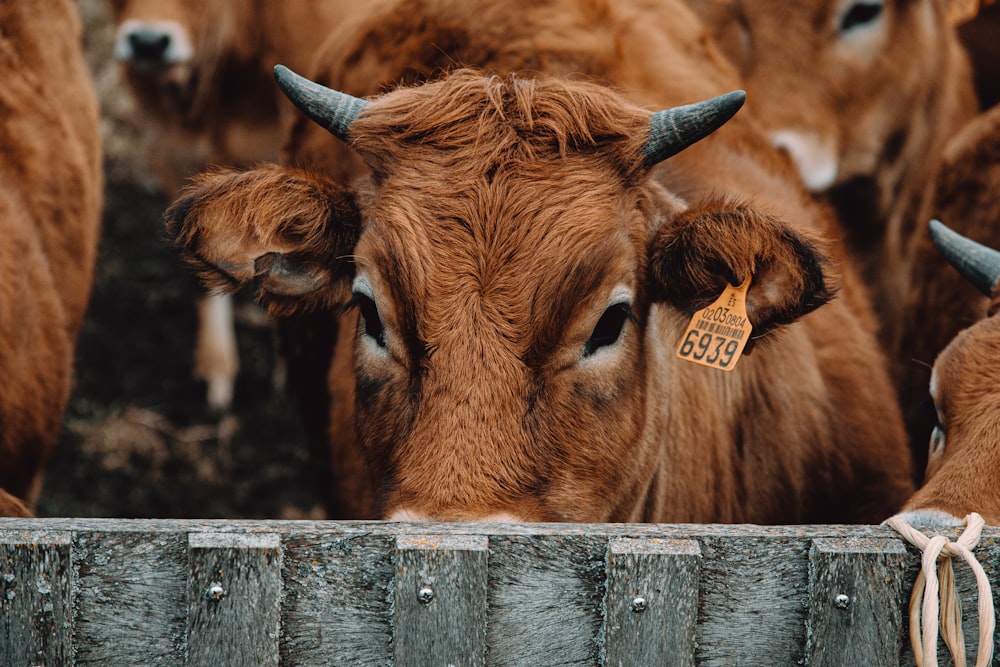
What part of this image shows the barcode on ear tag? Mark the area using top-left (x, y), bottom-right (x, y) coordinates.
top-left (675, 277), bottom-right (753, 371)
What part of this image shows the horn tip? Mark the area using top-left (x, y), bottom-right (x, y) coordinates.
top-left (273, 63), bottom-right (294, 84)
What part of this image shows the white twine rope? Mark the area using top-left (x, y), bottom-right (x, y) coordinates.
top-left (884, 512), bottom-right (995, 667)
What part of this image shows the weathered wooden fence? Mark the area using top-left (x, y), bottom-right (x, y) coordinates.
top-left (0, 518), bottom-right (996, 666)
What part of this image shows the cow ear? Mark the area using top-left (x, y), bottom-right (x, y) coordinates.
top-left (165, 164), bottom-right (361, 316)
top-left (649, 202), bottom-right (837, 342)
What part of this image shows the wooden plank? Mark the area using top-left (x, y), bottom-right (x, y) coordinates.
top-left (73, 530), bottom-right (188, 666)
top-left (0, 530), bottom-right (72, 667)
top-left (487, 534), bottom-right (606, 667)
top-left (806, 537), bottom-right (908, 667)
top-left (186, 532), bottom-right (281, 667)
top-left (393, 534), bottom-right (488, 667)
top-left (695, 535), bottom-right (812, 665)
top-left (604, 537), bottom-right (700, 667)
top-left (279, 532), bottom-right (394, 666)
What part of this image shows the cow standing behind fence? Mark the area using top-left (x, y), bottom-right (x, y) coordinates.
top-left (0, 0), bottom-right (103, 515)
top-left (166, 0), bottom-right (914, 524)
top-left (899, 221), bottom-right (1000, 525)
top-left (108, 0), bottom-right (356, 411)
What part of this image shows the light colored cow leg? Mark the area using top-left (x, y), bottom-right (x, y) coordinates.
top-left (194, 292), bottom-right (239, 411)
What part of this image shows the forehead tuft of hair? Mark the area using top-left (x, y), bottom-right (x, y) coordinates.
top-left (348, 69), bottom-right (653, 182)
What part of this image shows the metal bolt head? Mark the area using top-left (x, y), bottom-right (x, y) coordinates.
top-left (206, 583), bottom-right (225, 601)
top-left (631, 596), bottom-right (647, 613)
top-left (834, 594), bottom-right (850, 609)
top-left (417, 586), bottom-right (434, 604)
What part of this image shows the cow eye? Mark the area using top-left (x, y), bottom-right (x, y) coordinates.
top-left (350, 293), bottom-right (386, 348)
top-left (839, 1), bottom-right (883, 32)
top-left (929, 424), bottom-right (946, 458)
top-left (584, 303), bottom-right (634, 357)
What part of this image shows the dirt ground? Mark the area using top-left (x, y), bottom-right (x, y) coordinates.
top-left (36, 1), bottom-right (323, 519)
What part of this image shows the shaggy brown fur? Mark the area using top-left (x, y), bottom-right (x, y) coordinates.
top-left (0, 0), bottom-right (103, 515)
top-left (168, 23), bottom-right (913, 525)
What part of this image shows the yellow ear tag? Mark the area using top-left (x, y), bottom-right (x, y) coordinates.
top-left (675, 276), bottom-right (752, 371)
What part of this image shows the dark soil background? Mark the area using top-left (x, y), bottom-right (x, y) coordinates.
top-left (36, 1), bottom-right (322, 519)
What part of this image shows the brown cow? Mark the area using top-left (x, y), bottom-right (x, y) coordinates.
top-left (683, 0), bottom-right (978, 360)
top-left (166, 0), bottom-right (913, 524)
top-left (0, 0), bottom-right (103, 515)
top-left (109, 0), bottom-right (355, 410)
top-left (898, 221), bottom-right (1000, 525)
top-left (899, 104), bottom-right (1000, 477)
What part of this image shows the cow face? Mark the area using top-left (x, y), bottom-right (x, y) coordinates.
top-left (167, 69), bottom-right (835, 522)
top-left (902, 221), bottom-right (1000, 524)
top-left (686, 0), bottom-right (971, 215)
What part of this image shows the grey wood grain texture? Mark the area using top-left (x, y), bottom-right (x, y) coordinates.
top-left (695, 535), bottom-right (813, 666)
top-left (806, 537), bottom-right (908, 667)
top-left (279, 531), bottom-right (394, 666)
top-left (394, 534), bottom-right (488, 667)
top-left (186, 532), bottom-right (281, 667)
top-left (0, 530), bottom-right (72, 667)
top-left (72, 530), bottom-right (187, 666)
top-left (486, 533), bottom-right (606, 667)
top-left (604, 537), bottom-right (700, 667)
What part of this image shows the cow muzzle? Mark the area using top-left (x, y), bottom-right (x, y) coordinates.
top-left (114, 19), bottom-right (194, 70)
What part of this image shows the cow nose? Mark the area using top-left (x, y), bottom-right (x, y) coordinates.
top-left (770, 129), bottom-right (839, 192)
top-left (127, 29), bottom-right (172, 62)
top-left (114, 20), bottom-right (193, 67)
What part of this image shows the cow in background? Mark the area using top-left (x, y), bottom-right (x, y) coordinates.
top-left (898, 221), bottom-right (1000, 525)
top-left (108, 0), bottom-right (355, 411)
top-left (166, 0), bottom-right (913, 523)
top-left (682, 0), bottom-right (977, 362)
top-left (0, 0), bottom-right (103, 515)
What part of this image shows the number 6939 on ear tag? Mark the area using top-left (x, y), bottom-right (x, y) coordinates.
top-left (675, 276), bottom-right (753, 371)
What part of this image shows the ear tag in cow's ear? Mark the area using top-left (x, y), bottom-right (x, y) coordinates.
top-left (675, 277), bottom-right (752, 371)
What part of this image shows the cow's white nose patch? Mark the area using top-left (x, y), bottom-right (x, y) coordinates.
top-left (114, 19), bottom-right (194, 64)
top-left (770, 129), bottom-right (839, 192)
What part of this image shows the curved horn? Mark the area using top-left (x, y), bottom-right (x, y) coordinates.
top-left (929, 219), bottom-right (1000, 297)
top-left (273, 64), bottom-right (368, 142)
top-left (643, 90), bottom-right (746, 166)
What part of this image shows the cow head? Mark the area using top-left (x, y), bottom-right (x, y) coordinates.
top-left (166, 67), bottom-right (836, 522)
top-left (686, 0), bottom-right (974, 230)
top-left (901, 220), bottom-right (1000, 524)
top-left (109, 0), bottom-right (243, 111)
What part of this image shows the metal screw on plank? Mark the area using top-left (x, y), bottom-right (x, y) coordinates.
top-left (631, 596), bottom-right (647, 613)
top-left (206, 583), bottom-right (225, 601)
top-left (417, 586), bottom-right (434, 604)
top-left (834, 594), bottom-right (850, 609)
